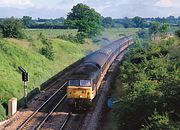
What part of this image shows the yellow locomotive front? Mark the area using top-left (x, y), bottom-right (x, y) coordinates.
top-left (66, 63), bottom-right (100, 110)
top-left (67, 79), bottom-right (94, 99)
top-left (67, 79), bottom-right (96, 109)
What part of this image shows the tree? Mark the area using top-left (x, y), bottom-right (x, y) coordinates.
top-left (160, 23), bottom-right (170, 34)
top-left (175, 29), bottom-right (180, 38)
top-left (0, 17), bottom-right (25, 38)
top-left (123, 17), bottom-right (133, 28)
top-left (65, 3), bottom-right (103, 37)
top-left (149, 22), bottom-right (161, 39)
top-left (132, 16), bottom-right (146, 28)
top-left (22, 16), bottom-right (35, 28)
top-left (102, 17), bottom-right (114, 28)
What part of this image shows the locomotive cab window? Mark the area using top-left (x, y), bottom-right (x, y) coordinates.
top-left (69, 80), bottom-right (79, 86)
top-left (80, 80), bottom-right (91, 86)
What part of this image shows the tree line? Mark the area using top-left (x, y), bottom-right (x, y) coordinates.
top-left (0, 10), bottom-right (179, 30)
top-left (112, 29), bottom-right (180, 130)
top-left (0, 3), bottom-right (180, 41)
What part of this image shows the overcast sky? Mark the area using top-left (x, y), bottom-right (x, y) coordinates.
top-left (0, 0), bottom-right (180, 18)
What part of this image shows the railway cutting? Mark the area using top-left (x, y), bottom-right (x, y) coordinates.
top-left (1, 36), bottom-right (134, 130)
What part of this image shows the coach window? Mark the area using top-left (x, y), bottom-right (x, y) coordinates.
top-left (69, 80), bottom-right (79, 86)
top-left (80, 80), bottom-right (91, 87)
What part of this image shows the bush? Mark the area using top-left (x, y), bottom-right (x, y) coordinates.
top-left (175, 29), bottom-right (180, 39)
top-left (113, 36), bottom-right (180, 130)
top-left (0, 104), bottom-right (6, 121)
top-left (39, 34), bottom-right (55, 60)
top-left (40, 45), bottom-right (54, 60)
top-left (57, 32), bottom-right (86, 44)
top-left (142, 111), bottom-right (177, 130)
top-left (0, 17), bottom-right (25, 38)
top-left (0, 98), bottom-right (8, 121)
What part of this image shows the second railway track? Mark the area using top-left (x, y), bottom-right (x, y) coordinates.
top-left (59, 112), bottom-right (87, 130)
top-left (17, 82), bottom-right (67, 130)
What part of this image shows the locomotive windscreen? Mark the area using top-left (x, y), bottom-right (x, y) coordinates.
top-left (80, 80), bottom-right (91, 86)
top-left (69, 80), bottom-right (79, 86)
top-left (68, 80), bottom-right (91, 87)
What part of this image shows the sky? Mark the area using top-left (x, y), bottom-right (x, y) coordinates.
top-left (0, 0), bottom-right (180, 18)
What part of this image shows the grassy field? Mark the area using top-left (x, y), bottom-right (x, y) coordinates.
top-left (101, 28), bottom-right (139, 41)
top-left (24, 29), bottom-right (77, 39)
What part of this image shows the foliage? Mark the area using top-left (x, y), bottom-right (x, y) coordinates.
top-left (0, 17), bottom-right (25, 38)
top-left (132, 16), bottom-right (147, 28)
top-left (137, 29), bottom-right (150, 39)
top-left (22, 16), bottom-right (35, 28)
top-left (175, 29), bottom-right (180, 38)
top-left (142, 111), bottom-right (178, 130)
top-left (102, 17), bottom-right (115, 28)
top-left (149, 22), bottom-right (170, 40)
top-left (24, 29), bottom-right (77, 39)
top-left (23, 17), bottom-right (67, 29)
top-left (39, 35), bottom-right (55, 60)
top-left (57, 32), bottom-right (85, 44)
top-left (0, 104), bottom-right (6, 121)
top-left (65, 3), bottom-right (103, 37)
top-left (117, 17), bottom-right (134, 28)
top-left (149, 22), bottom-right (161, 35)
top-left (149, 22), bottom-right (170, 35)
top-left (114, 16), bottom-right (180, 28)
top-left (113, 36), bottom-right (180, 130)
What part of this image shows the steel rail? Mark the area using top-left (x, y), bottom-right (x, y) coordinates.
top-left (59, 113), bottom-right (72, 130)
top-left (35, 94), bottom-right (67, 130)
top-left (17, 82), bottom-right (67, 130)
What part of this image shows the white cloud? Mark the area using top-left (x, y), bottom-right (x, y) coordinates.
top-left (155, 0), bottom-right (173, 7)
top-left (0, 0), bottom-right (33, 8)
top-left (155, 0), bottom-right (180, 8)
top-left (0, 0), bottom-right (180, 18)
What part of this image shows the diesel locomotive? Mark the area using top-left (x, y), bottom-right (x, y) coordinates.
top-left (66, 36), bottom-right (133, 109)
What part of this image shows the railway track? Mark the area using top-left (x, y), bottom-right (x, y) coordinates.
top-left (59, 113), bottom-right (72, 130)
top-left (59, 112), bottom-right (87, 130)
top-left (17, 82), bottom-right (67, 130)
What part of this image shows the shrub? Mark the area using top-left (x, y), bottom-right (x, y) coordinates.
top-left (39, 37), bottom-right (55, 60)
top-left (57, 32), bottom-right (86, 44)
top-left (113, 36), bottom-right (180, 130)
top-left (0, 17), bottom-right (25, 38)
top-left (142, 111), bottom-right (177, 130)
top-left (40, 45), bottom-right (54, 60)
top-left (175, 29), bottom-right (180, 39)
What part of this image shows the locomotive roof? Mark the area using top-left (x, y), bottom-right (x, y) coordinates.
top-left (85, 52), bottom-right (109, 68)
top-left (68, 63), bottom-right (100, 80)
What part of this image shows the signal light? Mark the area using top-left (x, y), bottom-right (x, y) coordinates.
top-left (22, 72), bottom-right (28, 82)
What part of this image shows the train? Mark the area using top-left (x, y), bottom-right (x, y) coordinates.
top-left (66, 36), bottom-right (134, 110)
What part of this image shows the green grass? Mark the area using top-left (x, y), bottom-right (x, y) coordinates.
top-left (101, 28), bottom-right (139, 41)
top-left (24, 29), bottom-right (78, 39)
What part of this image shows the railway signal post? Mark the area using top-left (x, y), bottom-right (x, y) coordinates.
top-left (18, 66), bottom-right (29, 107)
